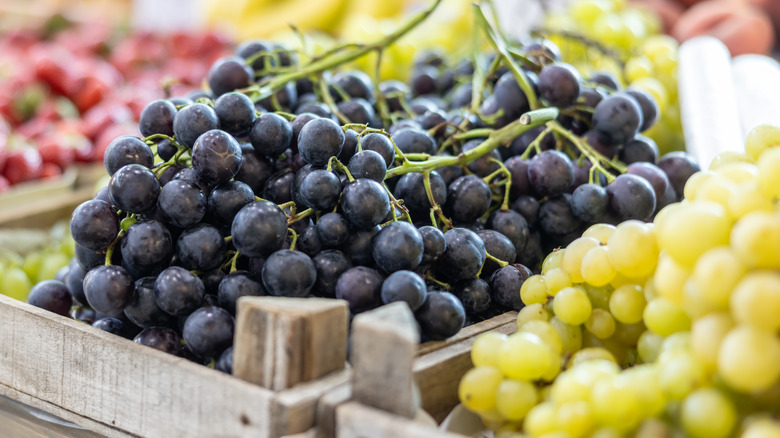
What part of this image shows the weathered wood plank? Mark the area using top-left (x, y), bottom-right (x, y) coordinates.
top-left (336, 402), bottom-right (464, 438)
top-left (272, 369), bottom-right (351, 437)
top-left (233, 297), bottom-right (348, 391)
top-left (0, 294), bottom-right (274, 438)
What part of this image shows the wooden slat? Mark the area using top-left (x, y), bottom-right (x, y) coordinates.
top-left (336, 402), bottom-right (464, 438)
top-left (272, 369), bottom-right (350, 437)
top-left (0, 186), bottom-right (94, 229)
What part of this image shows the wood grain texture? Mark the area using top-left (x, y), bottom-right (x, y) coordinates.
top-left (0, 294), bottom-right (275, 438)
top-left (271, 369), bottom-right (350, 437)
top-left (336, 402), bottom-right (464, 438)
top-left (414, 320), bottom-right (517, 422)
top-left (233, 297), bottom-right (348, 391)
top-left (314, 381), bottom-right (351, 438)
top-left (351, 302), bottom-right (419, 419)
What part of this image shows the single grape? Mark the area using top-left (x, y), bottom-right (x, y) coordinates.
top-left (299, 169), bottom-right (341, 212)
top-left (157, 179), bottom-right (206, 228)
top-left (312, 250), bottom-right (352, 298)
top-left (120, 220), bottom-right (173, 273)
top-left (451, 278), bottom-right (491, 314)
top-left (538, 63), bottom-right (581, 107)
top-left (592, 93), bottom-right (643, 146)
top-left (104, 136), bottom-right (154, 176)
top-left (139, 100), bottom-right (177, 138)
top-left (335, 266), bottom-right (384, 314)
top-left (528, 150), bottom-right (575, 198)
top-left (217, 270), bottom-right (266, 314)
top-left (606, 174), bottom-right (656, 221)
top-left (415, 291), bottom-right (466, 340)
top-left (261, 250), bottom-right (316, 297)
top-left (207, 56), bottom-right (254, 97)
top-left (340, 179), bottom-right (391, 229)
top-left (297, 118), bottom-right (345, 166)
top-left (134, 326), bottom-right (183, 356)
top-left (316, 213), bottom-right (350, 248)
top-left (207, 180), bottom-right (255, 226)
top-left (433, 228), bottom-right (486, 281)
top-left (172, 103), bottom-right (219, 149)
top-left (183, 306), bottom-right (234, 358)
top-left (70, 200), bottom-right (120, 251)
top-left (154, 266), bottom-right (205, 317)
top-left (372, 221), bottom-right (424, 273)
top-left (380, 270), bottom-right (427, 311)
top-left (191, 130), bottom-right (243, 186)
top-left (124, 277), bottom-right (175, 329)
top-left (231, 201), bottom-right (288, 257)
top-left (347, 150), bottom-right (387, 182)
top-left (489, 264), bottom-right (531, 310)
top-left (214, 92), bottom-right (256, 136)
top-left (83, 265), bottom-right (135, 315)
top-left (28, 280), bottom-right (72, 316)
top-left (176, 224), bottom-right (226, 271)
top-left (444, 175), bottom-right (492, 224)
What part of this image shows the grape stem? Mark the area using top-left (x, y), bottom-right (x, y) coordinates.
top-left (424, 273), bottom-right (451, 291)
top-left (548, 122), bottom-right (626, 183)
top-left (485, 251), bottom-right (509, 269)
top-left (423, 170), bottom-right (453, 230)
top-left (385, 107), bottom-right (558, 179)
top-left (288, 228), bottom-right (299, 251)
top-left (239, 0), bottom-right (443, 103)
top-left (485, 157), bottom-right (512, 210)
top-left (104, 230), bottom-right (125, 266)
top-left (154, 146), bottom-right (188, 179)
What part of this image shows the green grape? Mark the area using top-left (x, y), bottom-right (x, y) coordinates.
top-left (520, 320), bottom-right (563, 355)
top-left (1, 266), bottom-right (33, 301)
top-left (495, 378), bottom-right (538, 421)
top-left (616, 364), bottom-right (664, 417)
top-left (550, 316), bottom-right (583, 355)
top-left (458, 366), bottom-right (504, 411)
top-left (653, 252), bottom-right (689, 305)
top-left (608, 284), bottom-right (646, 324)
top-left (690, 312), bottom-right (732, 372)
top-left (681, 277), bottom-right (720, 319)
top-left (727, 181), bottom-right (773, 219)
top-left (562, 237), bottom-right (599, 284)
top-left (584, 285), bottom-right (612, 310)
top-left (582, 223), bottom-right (615, 245)
top-left (680, 388), bottom-right (736, 438)
top-left (544, 268), bottom-right (572, 296)
top-left (568, 347), bottom-right (616, 368)
top-left (691, 246), bottom-right (744, 310)
top-left (642, 297), bottom-right (690, 336)
top-left (556, 401), bottom-right (593, 438)
top-left (606, 221), bottom-right (657, 279)
top-left (517, 303), bottom-right (550, 327)
top-left (683, 171), bottom-right (717, 200)
top-left (692, 175), bottom-right (736, 210)
top-left (589, 377), bottom-right (641, 430)
top-left (498, 332), bottom-right (557, 381)
top-left (569, 0), bottom-right (613, 24)
top-left (521, 275), bottom-right (549, 305)
top-left (656, 201), bottom-right (731, 267)
top-left (744, 124), bottom-right (780, 160)
top-left (37, 252), bottom-right (70, 284)
top-left (742, 418), bottom-right (780, 438)
top-left (714, 160), bottom-right (757, 181)
top-left (731, 211), bottom-right (780, 270)
top-left (730, 271), bottom-right (780, 331)
top-left (542, 249), bottom-right (565, 274)
top-left (637, 330), bottom-right (663, 363)
top-left (584, 309), bottom-right (615, 339)
top-left (471, 332), bottom-right (508, 368)
top-left (657, 351), bottom-right (707, 400)
top-left (589, 427), bottom-right (623, 438)
top-left (581, 246), bottom-right (616, 287)
top-left (523, 402), bottom-right (558, 437)
top-left (553, 286), bottom-right (592, 326)
top-left (552, 359), bottom-right (619, 405)
top-left (630, 77), bottom-right (668, 113)
top-left (624, 56), bottom-right (653, 82)
top-left (658, 331), bottom-right (691, 356)
top-left (21, 252), bottom-right (42, 282)
top-left (718, 325), bottom-right (780, 393)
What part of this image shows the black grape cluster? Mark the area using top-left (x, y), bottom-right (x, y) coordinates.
top-left (27, 37), bottom-right (699, 371)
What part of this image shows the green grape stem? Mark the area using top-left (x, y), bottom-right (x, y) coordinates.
top-left (288, 228), bottom-right (299, 251)
top-left (423, 170), bottom-right (453, 230)
top-left (104, 230), bottom-right (125, 266)
top-left (385, 108), bottom-right (558, 179)
top-left (485, 251), bottom-right (509, 269)
top-left (548, 122), bottom-right (626, 183)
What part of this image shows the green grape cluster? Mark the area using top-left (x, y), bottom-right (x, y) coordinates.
top-left (458, 123), bottom-right (780, 437)
top-left (540, 0), bottom-right (683, 156)
top-left (0, 221), bottom-right (74, 302)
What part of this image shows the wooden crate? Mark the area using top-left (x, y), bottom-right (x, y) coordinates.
top-left (0, 293), bottom-right (516, 438)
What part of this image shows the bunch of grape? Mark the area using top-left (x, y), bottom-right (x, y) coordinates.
top-left (23, 2), bottom-right (695, 372)
top-left (458, 123), bottom-right (780, 437)
top-left (541, 0), bottom-right (684, 156)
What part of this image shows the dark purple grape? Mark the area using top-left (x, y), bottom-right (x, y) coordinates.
top-left (218, 270), bottom-right (265, 314)
top-left (487, 209), bottom-right (529, 255)
top-left (516, 231), bottom-right (543, 270)
top-left (419, 225), bottom-right (446, 265)
top-left (208, 56), bottom-right (254, 97)
top-left (300, 169), bottom-right (341, 211)
top-left (124, 277), bottom-right (175, 329)
top-left (333, 70), bottom-right (374, 102)
top-left (263, 170), bottom-right (295, 204)
top-left (249, 113), bottom-right (293, 158)
top-left (297, 118), bottom-right (345, 166)
top-left (393, 128), bottom-right (436, 155)
top-left (173, 167), bottom-right (212, 194)
top-left (527, 150), bottom-right (575, 198)
top-left (511, 195), bottom-right (540, 226)
top-left (372, 221), bottom-right (424, 274)
top-left (489, 264), bottom-right (531, 310)
top-left (476, 229), bottom-right (517, 277)
top-left (208, 180), bottom-right (255, 226)
top-left (592, 93), bottom-right (643, 146)
top-left (262, 250), bottom-right (317, 297)
top-left (215, 92), bottom-right (256, 136)
top-left (120, 220), bottom-right (173, 272)
top-left (157, 180), bottom-right (206, 228)
top-left (335, 266), bottom-right (383, 314)
top-left (234, 145), bottom-right (274, 194)
top-left (451, 278), bottom-right (491, 314)
top-left (338, 128), bottom-right (359, 163)
top-left (312, 250), bottom-right (352, 297)
top-left (231, 200), bottom-right (288, 257)
top-left (627, 162), bottom-right (670, 202)
top-left (504, 156), bottom-right (531, 200)
top-left (93, 186), bottom-right (112, 204)
top-left (28, 280), bottom-right (72, 316)
top-left (297, 225), bottom-right (323, 257)
top-left (108, 164), bottom-right (160, 214)
top-left (393, 171), bottom-right (447, 221)
top-left (380, 270), bottom-right (426, 311)
top-left (433, 228), bottom-right (486, 281)
top-left (183, 306), bottom-right (234, 358)
top-left (462, 139), bottom-right (500, 177)
top-left (134, 327), bottom-right (182, 356)
top-left (216, 346), bottom-right (233, 373)
top-left (657, 151), bottom-right (700, 199)
top-left (538, 194), bottom-right (581, 235)
top-left (341, 179), bottom-right (391, 229)
top-left (70, 200), bottom-right (119, 251)
top-left (337, 98), bottom-right (374, 125)
top-left (92, 317), bottom-right (126, 336)
top-left (104, 136), bottom-right (154, 175)
top-left (65, 261), bottom-right (87, 304)
top-left (192, 130), bottom-right (243, 186)
top-left (202, 269), bottom-right (226, 295)
top-left (83, 265), bottom-right (135, 315)
top-left (360, 133), bottom-right (395, 167)
top-left (415, 292), bottom-right (465, 340)
top-left (590, 71), bottom-right (620, 90)
top-left (236, 40), bottom-right (274, 71)
top-left (340, 226), bottom-right (380, 266)
top-left (411, 66), bottom-right (438, 97)
top-left (538, 63), bottom-right (581, 107)
top-left (448, 83), bottom-right (473, 109)
top-left (606, 174), bottom-right (656, 221)
top-left (416, 110), bottom-right (448, 137)
top-left (571, 183), bottom-right (608, 223)
top-left (348, 150), bottom-right (387, 182)
top-left (379, 80), bottom-right (409, 112)
top-left (316, 213), bottom-right (350, 247)
top-left (139, 100), bottom-right (177, 137)
top-left (173, 103), bottom-right (219, 149)
top-left (444, 175), bottom-right (491, 224)
top-left (584, 130), bottom-right (620, 159)
top-left (154, 266), bottom-right (205, 317)
top-left (620, 135), bottom-right (659, 165)
top-left (176, 224), bottom-right (226, 271)
top-left (626, 87), bottom-right (659, 132)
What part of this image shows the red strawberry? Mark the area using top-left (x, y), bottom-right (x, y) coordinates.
top-left (0, 175), bottom-right (9, 193)
top-left (40, 163), bottom-right (62, 179)
top-left (3, 147), bottom-right (43, 185)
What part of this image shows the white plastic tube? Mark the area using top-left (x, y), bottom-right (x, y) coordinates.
top-left (732, 54), bottom-right (780, 138)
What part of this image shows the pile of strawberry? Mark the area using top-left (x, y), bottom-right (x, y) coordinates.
top-left (0, 20), bottom-right (231, 191)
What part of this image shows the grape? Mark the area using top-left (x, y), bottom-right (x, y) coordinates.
top-left (553, 286), bottom-right (592, 325)
top-left (154, 266), bottom-right (205, 317)
top-left (109, 164), bottom-right (161, 214)
top-left (347, 150), bottom-right (387, 182)
top-left (476, 230), bottom-right (516, 277)
top-left (372, 221), bottom-right (424, 273)
top-left (470, 331), bottom-right (506, 368)
top-left (592, 93), bottom-right (643, 146)
top-left (719, 326), bottom-right (780, 392)
top-left (433, 228), bottom-right (486, 281)
top-left (609, 284), bottom-right (646, 324)
top-left (496, 379), bottom-right (538, 421)
top-left (458, 366), bottom-right (503, 411)
top-left (486, 209), bottom-right (529, 255)
top-left (461, 139), bottom-right (500, 177)
top-left (176, 224), bottom-right (226, 271)
top-left (538, 63), bottom-right (581, 107)
top-left (297, 118), bottom-right (345, 166)
top-left (528, 150), bottom-right (575, 198)
top-left (217, 271), bottom-right (265, 314)
top-left (312, 250), bottom-right (352, 298)
top-left (28, 280), bottom-right (72, 316)
top-left (335, 266), bottom-right (383, 314)
top-left (134, 327), bottom-right (183, 356)
top-left (489, 264), bottom-right (530, 310)
top-left (581, 246), bottom-right (616, 287)
top-left (606, 174), bottom-right (655, 221)
top-left (571, 183), bottom-right (608, 223)
top-left (340, 179), bottom-right (390, 229)
top-left (444, 175), bottom-right (491, 224)
top-left (231, 201), bottom-right (288, 257)
top-left (183, 306), bottom-right (234, 358)
top-left (606, 220), bottom-right (657, 279)
top-left (208, 181), bottom-right (255, 226)
top-left (337, 98), bottom-right (374, 125)
top-left (657, 151), bottom-right (700, 199)
top-left (333, 70), bottom-right (374, 102)
top-left (393, 172), bottom-right (447, 221)
top-left (124, 277), bottom-right (174, 329)
top-left (415, 291), bottom-right (465, 340)
top-left (191, 130), bottom-right (242, 186)
top-left (299, 169), bottom-right (341, 212)
top-left (92, 317), bottom-right (127, 337)
top-left (418, 225), bottom-right (446, 265)
top-left (450, 278), bottom-right (491, 314)
top-left (120, 220), bottom-right (173, 274)
top-left (215, 346), bottom-right (233, 374)
top-left (70, 200), bottom-right (120, 251)
top-left (315, 213), bottom-right (350, 248)
top-left (249, 113), bottom-right (293, 158)
top-left (499, 331), bottom-right (557, 380)
top-left (104, 136), bottom-right (155, 176)
top-left (642, 297), bottom-right (690, 336)
top-left (207, 56), bottom-right (253, 97)
top-left (214, 92), bottom-right (256, 136)
top-left (730, 211), bottom-right (780, 270)
top-left (172, 103), bottom-right (219, 149)
top-left (83, 265), bottom-right (135, 315)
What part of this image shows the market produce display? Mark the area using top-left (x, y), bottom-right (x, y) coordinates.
top-left (17, 0), bottom-right (701, 379)
top-left (0, 18), bottom-right (230, 191)
top-left (458, 123), bottom-right (780, 436)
